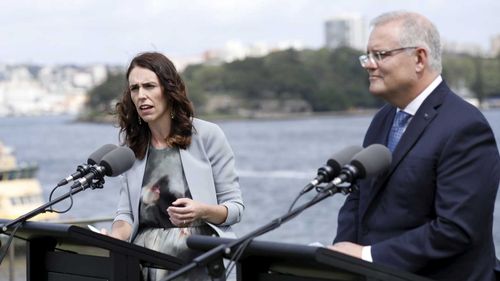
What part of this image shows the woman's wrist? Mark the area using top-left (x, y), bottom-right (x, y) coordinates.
top-left (202, 204), bottom-right (228, 225)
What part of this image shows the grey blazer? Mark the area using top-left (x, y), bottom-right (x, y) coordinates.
top-left (113, 118), bottom-right (244, 241)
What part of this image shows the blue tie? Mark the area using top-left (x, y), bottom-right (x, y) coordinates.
top-left (387, 111), bottom-right (412, 152)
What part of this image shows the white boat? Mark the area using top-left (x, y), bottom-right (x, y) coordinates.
top-left (0, 141), bottom-right (58, 221)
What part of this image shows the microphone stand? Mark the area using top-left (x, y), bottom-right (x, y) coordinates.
top-left (0, 177), bottom-right (104, 232)
top-left (163, 182), bottom-right (358, 281)
top-left (0, 176), bottom-right (104, 265)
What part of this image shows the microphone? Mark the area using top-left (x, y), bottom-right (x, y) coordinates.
top-left (56, 144), bottom-right (118, 187)
top-left (70, 146), bottom-right (135, 189)
top-left (88, 144), bottom-right (119, 165)
top-left (330, 144), bottom-right (391, 186)
top-left (300, 145), bottom-right (363, 194)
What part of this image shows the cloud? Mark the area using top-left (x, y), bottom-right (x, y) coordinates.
top-left (0, 0), bottom-right (498, 65)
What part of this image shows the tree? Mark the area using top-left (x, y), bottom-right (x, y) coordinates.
top-left (183, 64), bottom-right (225, 107)
top-left (82, 48), bottom-right (500, 121)
top-left (86, 72), bottom-right (126, 114)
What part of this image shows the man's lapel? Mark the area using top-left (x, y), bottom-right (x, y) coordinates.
top-left (360, 82), bottom-right (448, 220)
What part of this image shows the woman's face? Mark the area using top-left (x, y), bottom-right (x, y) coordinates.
top-left (128, 66), bottom-right (170, 125)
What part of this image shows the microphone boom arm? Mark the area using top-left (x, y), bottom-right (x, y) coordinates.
top-left (162, 182), bottom-right (354, 281)
top-left (1, 182), bottom-right (93, 232)
top-left (0, 144), bottom-right (135, 232)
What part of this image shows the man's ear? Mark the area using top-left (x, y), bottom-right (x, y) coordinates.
top-left (415, 48), bottom-right (428, 72)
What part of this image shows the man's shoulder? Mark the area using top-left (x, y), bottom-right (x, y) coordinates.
top-left (440, 90), bottom-right (487, 122)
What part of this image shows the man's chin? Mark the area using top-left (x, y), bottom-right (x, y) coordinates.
top-left (368, 86), bottom-right (385, 97)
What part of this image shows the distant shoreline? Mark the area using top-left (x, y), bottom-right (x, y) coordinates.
top-left (76, 108), bottom-right (379, 124)
top-left (4, 106), bottom-right (500, 124)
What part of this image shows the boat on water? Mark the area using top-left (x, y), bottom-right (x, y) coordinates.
top-left (0, 141), bottom-right (58, 221)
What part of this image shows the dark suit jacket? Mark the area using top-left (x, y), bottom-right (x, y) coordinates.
top-left (334, 81), bottom-right (500, 281)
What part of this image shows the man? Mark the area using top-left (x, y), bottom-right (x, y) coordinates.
top-left (329, 11), bottom-right (500, 281)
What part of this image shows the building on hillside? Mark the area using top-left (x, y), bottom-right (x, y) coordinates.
top-left (202, 40), bottom-right (304, 64)
top-left (0, 64), bottom-right (111, 116)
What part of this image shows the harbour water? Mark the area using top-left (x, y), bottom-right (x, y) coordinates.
top-left (0, 109), bottom-right (499, 258)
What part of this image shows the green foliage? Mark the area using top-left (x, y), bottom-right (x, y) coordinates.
top-left (86, 72), bottom-right (126, 113)
top-left (482, 57), bottom-right (500, 96)
top-left (182, 64), bottom-right (225, 107)
top-left (263, 49), bottom-right (316, 100)
top-left (442, 52), bottom-right (500, 102)
top-left (223, 57), bottom-right (271, 99)
top-left (84, 48), bottom-right (500, 119)
top-left (315, 47), bottom-right (375, 110)
top-left (182, 47), bottom-right (376, 112)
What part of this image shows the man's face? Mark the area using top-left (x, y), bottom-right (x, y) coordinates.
top-left (363, 21), bottom-right (417, 102)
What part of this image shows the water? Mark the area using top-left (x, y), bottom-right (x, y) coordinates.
top-left (0, 110), bottom-right (499, 258)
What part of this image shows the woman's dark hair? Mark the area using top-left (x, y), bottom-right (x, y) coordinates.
top-left (115, 52), bottom-right (194, 159)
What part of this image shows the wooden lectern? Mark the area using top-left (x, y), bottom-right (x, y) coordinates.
top-left (187, 235), bottom-right (434, 281)
top-left (0, 219), bottom-right (185, 281)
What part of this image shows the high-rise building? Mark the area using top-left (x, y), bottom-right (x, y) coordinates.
top-left (325, 14), bottom-right (366, 51)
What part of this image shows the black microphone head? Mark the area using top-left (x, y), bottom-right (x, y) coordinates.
top-left (350, 144), bottom-right (392, 179)
top-left (88, 144), bottom-right (118, 165)
top-left (99, 146), bottom-right (135, 177)
top-left (326, 145), bottom-right (363, 174)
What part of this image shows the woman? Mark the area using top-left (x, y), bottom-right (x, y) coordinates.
top-left (109, 52), bottom-right (244, 281)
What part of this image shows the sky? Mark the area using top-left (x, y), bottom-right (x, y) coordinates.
top-left (1, 0), bottom-right (499, 66)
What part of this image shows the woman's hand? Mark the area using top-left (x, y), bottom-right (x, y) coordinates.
top-left (167, 198), bottom-right (200, 227)
top-left (167, 198), bottom-right (228, 227)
